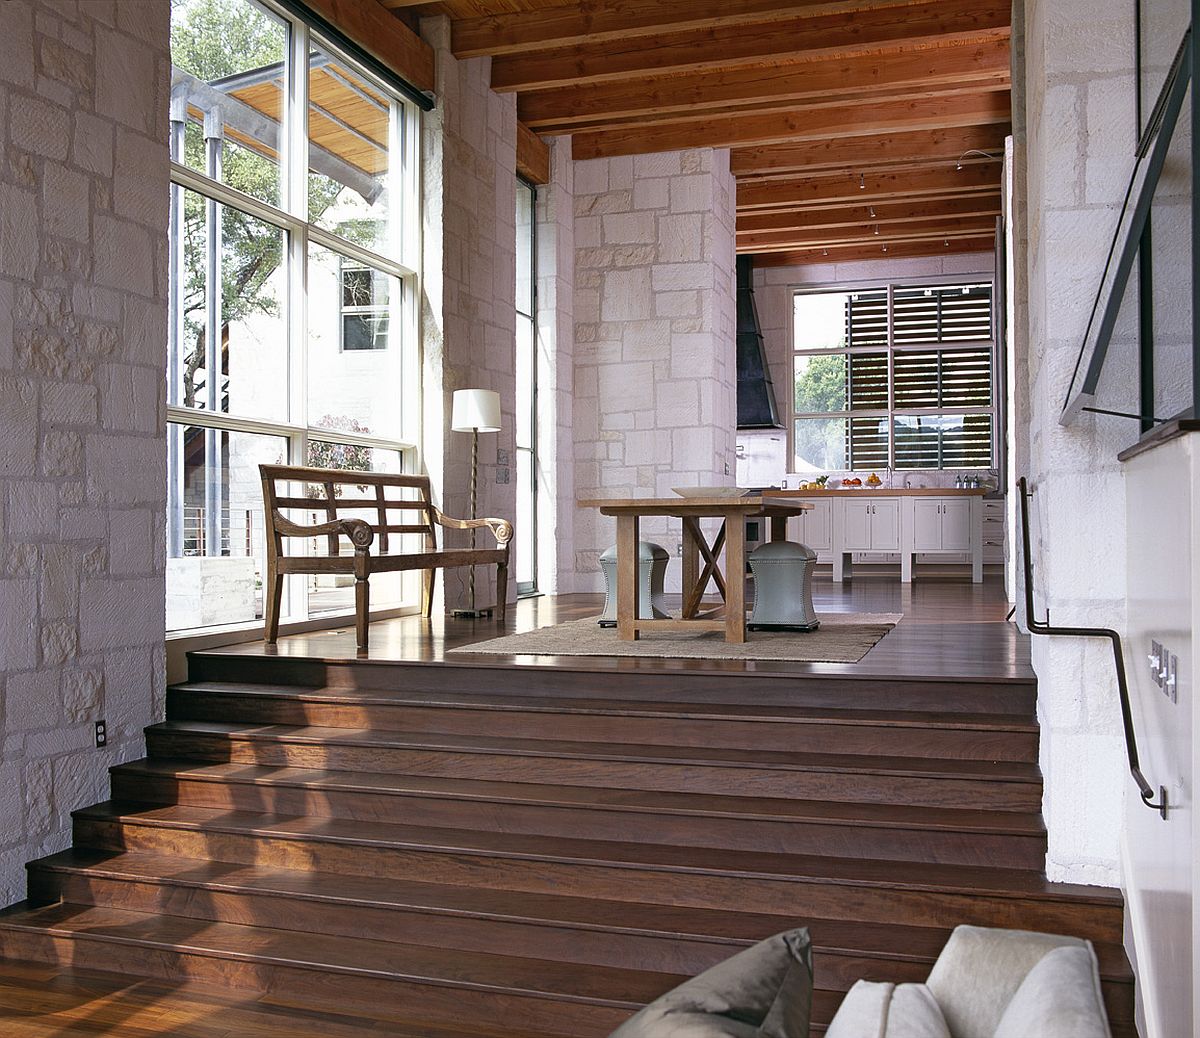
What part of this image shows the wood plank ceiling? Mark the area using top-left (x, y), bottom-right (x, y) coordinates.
top-left (381, 0), bottom-right (1010, 266)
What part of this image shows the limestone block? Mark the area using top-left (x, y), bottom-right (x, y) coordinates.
top-left (8, 482), bottom-right (58, 539)
top-left (71, 111), bottom-right (113, 176)
top-left (0, 183), bottom-right (39, 281)
top-left (7, 668), bottom-right (61, 729)
top-left (0, 281), bottom-right (12, 370)
top-left (10, 94), bottom-right (69, 160)
top-left (95, 26), bottom-right (156, 131)
top-left (633, 177), bottom-right (669, 211)
top-left (41, 430), bottom-right (82, 477)
top-left (657, 213), bottom-right (704, 263)
top-left (40, 621), bottom-right (77, 665)
top-left (108, 508), bottom-right (155, 576)
top-left (38, 543), bottom-right (77, 619)
top-left (601, 268), bottom-right (653, 321)
top-left (62, 668), bottom-right (103, 723)
top-left (85, 433), bottom-right (165, 503)
top-left (0, 2), bottom-right (35, 88)
top-left (166, 556), bottom-right (258, 630)
top-left (602, 211), bottom-right (656, 246)
top-left (573, 159), bottom-right (610, 197)
top-left (80, 576), bottom-right (165, 649)
top-left (94, 214), bottom-right (154, 297)
top-left (633, 152), bottom-right (682, 178)
top-left (43, 162), bottom-right (89, 242)
top-left (0, 376), bottom-right (37, 477)
top-left (669, 175), bottom-right (713, 213)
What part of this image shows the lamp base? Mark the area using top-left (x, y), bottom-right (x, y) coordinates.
top-left (452, 605), bottom-right (495, 619)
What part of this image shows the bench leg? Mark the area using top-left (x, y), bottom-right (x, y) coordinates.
top-left (264, 565), bottom-right (283, 645)
top-left (422, 567), bottom-right (436, 618)
top-left (355, 575), bottom-right (370, 653)
top-left (496, 559), bottom-right (508, 623)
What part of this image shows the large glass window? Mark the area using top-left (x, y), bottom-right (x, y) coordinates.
top-left (167, 0), bottom-right (419, 633)
top-left (792, 282), bottom-right (995, 472)
top-left (514, 179), bottom-right (537, 595)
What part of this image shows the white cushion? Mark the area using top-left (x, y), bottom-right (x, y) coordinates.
top-left (994, 945), bottom-right (1112, 1038)
top-left (826, 981), bottom-right (950, 1038)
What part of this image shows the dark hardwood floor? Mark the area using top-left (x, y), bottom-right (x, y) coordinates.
top-left (0, 576), bottom-right (1135, 1036)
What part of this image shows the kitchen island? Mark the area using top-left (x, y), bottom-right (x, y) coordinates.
top-left (763, 487), bottom-right (990, 583)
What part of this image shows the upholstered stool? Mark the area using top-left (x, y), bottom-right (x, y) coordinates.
top-left (599, 541), bottom-right (671, 627)
top-left (749, 540), bottom-right (819, 631)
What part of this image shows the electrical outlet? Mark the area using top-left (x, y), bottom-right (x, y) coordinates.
top-left (496, 448), bottom-right (511, 466)
top-left (676, 542), bottom-right (683, 557)
top-left (1149, 640), bottom-right (1163, 686)
top-left (1166, 652), bottom-right (1179, 703)
top-left (495, 467), bottom-right (510, 485)
top-left (94, 720), bottom-right (107, 748)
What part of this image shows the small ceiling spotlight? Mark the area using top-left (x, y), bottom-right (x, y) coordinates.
top-left (874, 225), bottom-right (880, 235)
top-left (859, 173), bottom-right (866, 189)
top-left (944, 239), bottom-right (950, 247)
top-left (822, 248), bottom-right (829, 256)
top-left (882, 243), bottom-right (888, 253)
top-left (868, 206), bottom-right (876, 218)
top-left (956, 148), bottom-right (1002, 171)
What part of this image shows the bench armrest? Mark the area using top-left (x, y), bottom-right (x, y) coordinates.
top-left (433, 509), bottom-right (513, 548)
top-left (271, 511), bottom-right (375, 551)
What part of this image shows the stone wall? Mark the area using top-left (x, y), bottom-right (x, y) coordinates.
top-left (1020, 0), bottom-right (1140, 885)
top-left (571, 148), bottom-right (737, 592)
top-left (0, 0), bottom-right (169, 906)
top-left (420, 16), bottom-right (518, 611)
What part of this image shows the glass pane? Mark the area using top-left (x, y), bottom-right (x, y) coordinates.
top-left (168, 188), bottom-right (288, 421)
top-left (794, 290), bottom-right (887, 351)
top-left (794, 353), bottom-right (845, 413)
top-left (308, 44), bottom-right (396, 254)
top-left (893, 348), bottom-right (992, 409)
top-left (893, 284), bottom-right (992, 345)
top-left (170, 0), bottom-right (286, 207)
top-left (793, 416), bottom-right (847, 472)
top-left (516, 181), bottom-right (535, 316)
top-left (849, 414), bottom-right (890, 469)
top-left (893, 413), bottom-right (993, 470)
top-left (848, 352), bottom-right (888, 410)
top-left (516, 448), bottom-right (535, 587)
top-left (515, 317), bottom-right (535, 449)
top-left (167, 423), bottom-right (288, 631)
top-left (307, 243), bottom-right (404, 439)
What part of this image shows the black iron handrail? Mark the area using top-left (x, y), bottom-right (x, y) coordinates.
top-left (1017, 477), bottom-right (1168, 819)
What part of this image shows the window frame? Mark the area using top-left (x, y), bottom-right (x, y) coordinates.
top-left (789, 274), bottom-right (997, 473)
top-left (166, 0), bottom-right (422, 634)
top-left (514, 177), bottom-right (538, 597)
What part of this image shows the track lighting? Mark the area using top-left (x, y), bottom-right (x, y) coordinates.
top-left (956, 148), bottom-right (1001, 171)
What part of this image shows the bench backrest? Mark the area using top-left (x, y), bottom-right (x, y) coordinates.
top-left (260, 463), bottom-right (437, 557)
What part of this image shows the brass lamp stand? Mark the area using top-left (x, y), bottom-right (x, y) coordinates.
top-left (450, 388), bottom-right (502, 618)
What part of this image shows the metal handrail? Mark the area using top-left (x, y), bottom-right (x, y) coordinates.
top-left (1016, 477), bottom-right (1167, 819)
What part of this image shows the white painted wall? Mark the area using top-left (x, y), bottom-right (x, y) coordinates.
top-left (0, 0), bottom-right (169, 907)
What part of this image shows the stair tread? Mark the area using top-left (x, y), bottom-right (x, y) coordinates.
top-left (29, 848), bottom-right (1133, 981)
top-left (75, 801), bottom-right (1119, 905)
top-left (0, 901), bottom-right (677, 1008)
top-left (169, 681), bottom-right (1039, 730)
top-left (114, 758), bottom-right (1047, 835)
top-left (149, 719), bottom-right (1043, 783)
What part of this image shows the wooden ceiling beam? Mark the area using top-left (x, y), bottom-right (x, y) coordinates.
top-left (738, 164), bottom-right (1002, 212)
top-left (571, 90), bottom-right (1010, 160)
top-left (751, 236), bottom-right (996, 265)
top-left (453, 0), bottom-right (921, 59)
top-left (737, 195), bottom-right (1002, 234)
top-left (519, 35), bottom-right (1009, 132)
top-left (489, 0), bottom-right (1011, 92)
top-left (739, 216), bottom-right (999, 251)
top-left (306, 0), bottom-right (435, 93)
top-left (732, 123), bottom-right (1009, 180)
top-left (516, 122), bottom-right (551, 185)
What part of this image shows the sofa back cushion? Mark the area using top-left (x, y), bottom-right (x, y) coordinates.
top-left (825, 981), bottom-right (950, 1038)
top-left (994, 945), bottom-right (1112, 1038)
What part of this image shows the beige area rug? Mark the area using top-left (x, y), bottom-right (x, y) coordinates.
top-left (450, 612), bottom-right (903, 664)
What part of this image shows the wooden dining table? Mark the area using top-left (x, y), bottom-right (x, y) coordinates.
top-left (580, 495), bottom-right (812, 643)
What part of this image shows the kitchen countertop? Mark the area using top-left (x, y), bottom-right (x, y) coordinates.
top-left (764, 487), bottom-right (990, 498)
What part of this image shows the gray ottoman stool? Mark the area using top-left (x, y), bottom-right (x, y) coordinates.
top-left (599, 541), bottom-right (671, 627)
top-left (749, 540), bottom-right (819, 631)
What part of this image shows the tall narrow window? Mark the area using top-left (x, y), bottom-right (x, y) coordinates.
top-left (514, 179), bottom-right (537, 595)
top-left (791, 282), bottom-right (995, 472)
top-left (167, 0), bottom-right (420, 633)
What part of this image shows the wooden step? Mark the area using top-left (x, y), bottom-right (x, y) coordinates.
top-left (188, 652), bottom-right (1038, 716)
top-left (167, 681), bottom-right (1040, 762)
top-left (144, 720), bottom-right (1044, 811)
top-left (0, 901), bottom-right (656, 1036)
top-left (110, 758), bottom-right (1047, 868)
top-left (71, 802), bottom-right (1123, 940)
top-left (27, 848), bottom-right (1135, 1002)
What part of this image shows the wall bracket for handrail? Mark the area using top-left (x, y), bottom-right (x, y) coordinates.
top-left (1017, 477), bottom-right (1168, 819)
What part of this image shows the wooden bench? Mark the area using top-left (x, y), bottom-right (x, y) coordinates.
top-left (259, 464), bottom-right (512, 652)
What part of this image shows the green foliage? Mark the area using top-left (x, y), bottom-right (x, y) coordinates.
top-left (794, 353), bottom-right (847, 414)
top-left (306, 417), bottom-right (374, 496)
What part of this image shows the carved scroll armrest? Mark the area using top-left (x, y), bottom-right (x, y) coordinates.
top-left (271, 511), bottom-right (375, 551)
top-left (432, 509), bottom-right (513, 547)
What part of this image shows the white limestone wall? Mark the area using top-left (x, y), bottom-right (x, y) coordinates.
top-left (535, 138), bottom-right (575, 594)
top-left (420, 17), bottom-right (518, 611)
top-left (571, 149), bottom-right (737, 593)
top-left (1020, 0), bottom-right (1141, 885)
top-left (0, 0), bottom-right (169, 906)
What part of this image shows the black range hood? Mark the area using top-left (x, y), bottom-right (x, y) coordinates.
top-left (735, 255), bottom-right (782, 429)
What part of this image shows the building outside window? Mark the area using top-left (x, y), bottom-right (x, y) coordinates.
top-left (791, 281), bottom-right (995, 473)
top-left (167, 0), bottom-right (420, 633)
top-left (514, 178), bottom-right (538, 595)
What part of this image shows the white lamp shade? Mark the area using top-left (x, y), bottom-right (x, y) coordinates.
top-left (451, 389), bottom-right (502, 433)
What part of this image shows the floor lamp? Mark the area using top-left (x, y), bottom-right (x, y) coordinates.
top-left (451, 388), bottom-right (502, 618)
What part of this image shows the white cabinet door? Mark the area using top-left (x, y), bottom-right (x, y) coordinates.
top-left (870, 498), bottom-right (901, 551)
top-left (940, 499), bottom-right (972, 551)
top-left (912, 499), bottom-right (944, 551)
top-left (801, 499), bottom-right (832, 550)
top-left (841, 499), bottom-right (873, 550)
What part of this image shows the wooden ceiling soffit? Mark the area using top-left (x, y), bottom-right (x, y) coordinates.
top-left (305, 0), bottom-right (435, 93)
top-left (519, 36), bottom-right (1010, 132)
top-left (753, 236), bottom-right (997, 265)
top-left (737, 165), bottom-right (1001, 212)
top-left (732, 124), bottom-right (1010, 180)
top-left (737, 195), bottom-right (1002, 234)
top-left (452, 0), bottom-right (925, 58)
top-left (488, 0), bottom-right (1011, 92)
top-left (739, 215), bottom-right (999, 251)
top-left (570, 90), bottom-right (1011, 160)
top-left (517, 122), bottom-right (551, 184)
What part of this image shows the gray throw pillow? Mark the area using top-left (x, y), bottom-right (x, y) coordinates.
top-left (609, 929), bottom-right (813, 1038)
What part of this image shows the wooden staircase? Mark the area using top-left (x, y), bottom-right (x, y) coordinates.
top-left (0, 651), bottom-right (1136, 1036)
